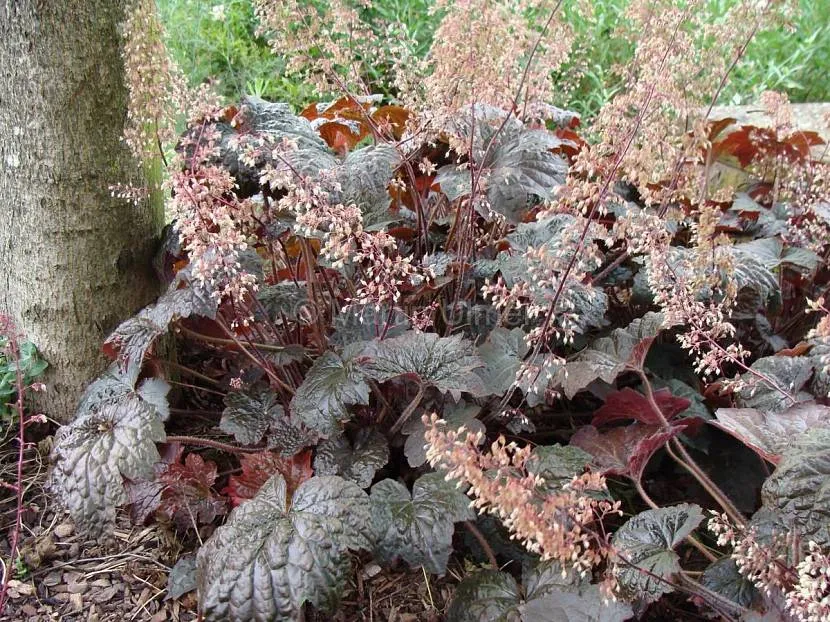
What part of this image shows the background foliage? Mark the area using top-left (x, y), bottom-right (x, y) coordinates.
top-left (159, 0), bottom-right (830, 115)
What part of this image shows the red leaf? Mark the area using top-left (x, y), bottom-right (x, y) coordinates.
top-left (776, 341), bottom-right (813, 357)
top-left (373, 105), bottom-right (410, 139)
top-left (158, 452), bottom-right (226, 529)
top-left (224, 450), bottom-right (313, 507)
top-left (125, 443), bottom-right (183, 524)
top-left (318, 121), bottom-right (365, 153)
top-left (592, 387), bottom-right (691, 427)
top-left (571, 423), bottom-right (684, 482)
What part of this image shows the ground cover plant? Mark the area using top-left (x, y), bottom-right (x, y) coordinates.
top-left (38, 0), bottom-right (830, 620)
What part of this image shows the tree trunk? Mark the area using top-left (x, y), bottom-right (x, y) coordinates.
top-left (0, 1), bottom-right (163, 422)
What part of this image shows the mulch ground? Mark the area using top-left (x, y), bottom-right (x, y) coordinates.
top-left (1, 440), bottom-right (457, 621)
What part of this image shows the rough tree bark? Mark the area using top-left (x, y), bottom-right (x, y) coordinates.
top-left (0, 1), bottom-right (163, 422)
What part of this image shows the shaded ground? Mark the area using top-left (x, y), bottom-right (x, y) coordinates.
top-left (1, 444), bottom-right (455, 621)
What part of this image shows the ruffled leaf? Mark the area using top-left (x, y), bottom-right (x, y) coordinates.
top-left (526, 444), bottom-right (593, 493)
top-left (611, 504), bottom-right (704, 601)
top-left (337, 143), bottom-right (400, 225)
top-left (313, 427), bottom-right (389, 488)
top-left (105, 270), bottom-right (217, 369)
top-left (559, 313), bottom-right (671, 399)
top-left (476, 327), bottom-right (527, 395)
top-left (735, 356), bottom-right (814, 414)
top-left (370, 472), bottom-right (474, 574)
top-left (51, 364), bottom-right (170, 536)
top-left (221, 387), bottom-right (285, 446)
top-left (167, 555), bottom-right (198, 601)
top-left (291, 345), bottom-right (370, 437)
top-left (761, 428), bottom-right (830, 547)
top-left (712, 401), bottom-right (830, 464)
top-left (197, 474), bottom-right (372, 621)
top-left (447, 562), bottom-right (632, 622)
top-left (361, 331), bottom-right (487, 400)
top-left (700, 558), bottom-right (758, 609)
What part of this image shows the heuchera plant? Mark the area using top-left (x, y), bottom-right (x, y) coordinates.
top-left (49, 0), bottom-right (830, 620)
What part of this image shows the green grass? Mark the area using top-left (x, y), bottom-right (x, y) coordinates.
top-left (157, 0), bottom-right (315, 105)
top-left (157, 0), bottom-right (830, 116)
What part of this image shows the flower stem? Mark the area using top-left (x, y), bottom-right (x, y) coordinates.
top-left (634, 478), bottom-right (718, 562)
top-left (389, 383), bottom-right (426, 435)
top-left (639, 371), bottom-right (746, 527)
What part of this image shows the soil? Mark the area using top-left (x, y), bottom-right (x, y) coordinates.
top-left (1, 441), bottom-right (455, 621)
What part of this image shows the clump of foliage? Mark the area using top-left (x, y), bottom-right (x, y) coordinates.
top-left (50, 0), bottom-right (830, 620)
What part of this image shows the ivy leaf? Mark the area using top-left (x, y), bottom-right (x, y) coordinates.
top-left (224, 450), bottom-right (313, 507)
top-left (712, 402), bottom-right (830, 464)
top-left (700, 558), bottom-right (758, 609)
top-left (611, 504), bottom-right (704, 601)
top-left (362, 331), bottom-right (488, 400)
top-left (157, 453), bottom-right (226, 529)
top-left (370, 472), bottom-right (474, 574)
top-left (733, 237), bottom-right (819, 274)
top-left (559, 313), bottom-right (671, 399)
top-left (482, 127), bottom-right (568, 222)
top-left (735, 356), bottom-right (814, 413)
top-left (197, 474), bottom-right (372, 621)
top-left (403, 400), bottom-right (483, 468)
top-left (471, 314), bottom-right (559, 405)
top-left (571, 424), bottom-right (683, 482)
top-left (761, 428), bottom-right (830, 547)
top-left (314, 427), bottom-right (389, 488)
top-left (291, 346), bottom-right (370, 437)
top-left (166, 555), bottom-right (198, 601)
top-left (506, 214), bottom-right (579, 250)
top-left (266, 415), bottom-right (319, 457)
top-left (526, 444), bottom-right (593, 493)
top-left (51, 368), bottom-right (170, 536)
top-left (436, 114), bottom-right (568, 223)
top-left (592, 387), bottom-right (691, 427)
top-left (214, 96), bottom-right (336, 194)
top-left (730, 244), bottom-right (780, 304)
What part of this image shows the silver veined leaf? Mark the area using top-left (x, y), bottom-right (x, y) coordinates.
top-left (361, 331), bottom-right (488, 400)
top-left (290, 345), bottom-right (370, 437)
top-left (370, 472), bottom-right (474, 574)
top-left (760, 428), bottom-right (830, 547)
top-left (735, 355), bottom-right (814, 414)
top-left (197, 474), bottom-right (372, 621)
top-left (313, 427), bottom-right (389, 488)
top-left (611, 503), bottom-right (704, 601)
top-left (50, 365), bottom-right (170, 536)
top-left (447, 562), bottom-right (632, 622)
top-left (221, 387), bottom-right (286, 446)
